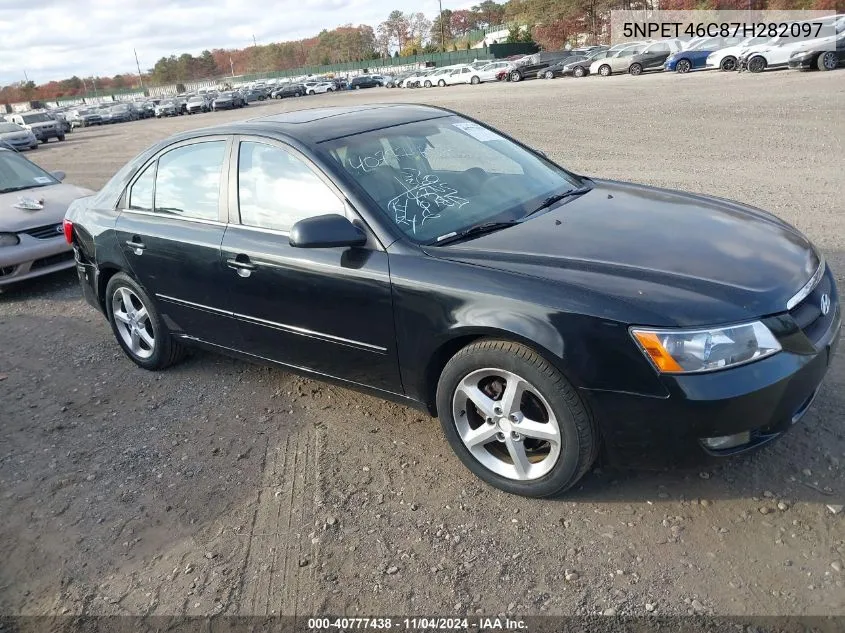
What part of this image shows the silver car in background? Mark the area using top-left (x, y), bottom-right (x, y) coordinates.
top-left (0, 123), bottom-right (39, 151)
top-left (0, 148), bottom-right (93, 287)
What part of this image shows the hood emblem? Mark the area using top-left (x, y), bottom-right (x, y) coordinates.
top-left (820, 293), bottom-right (831, 316)
top-left (13, 196), bottom-right (44, 211)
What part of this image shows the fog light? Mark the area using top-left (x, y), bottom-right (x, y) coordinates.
top-left (701, 431), bottom-right (751, 450)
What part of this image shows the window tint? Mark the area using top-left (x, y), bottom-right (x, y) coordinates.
top-left (238, 141), bottom-right (343, 232)
top-left (129, 162), bottom-right (155, 211)
top-left (154, 141), bottom-right (225, 220)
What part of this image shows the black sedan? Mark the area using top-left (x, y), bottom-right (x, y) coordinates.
top-left (64, 105), bottom-right (841, 497)
top-left (788, 33), bottom-right (845, 70)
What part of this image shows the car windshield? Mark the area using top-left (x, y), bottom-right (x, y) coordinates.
top-left (218, 92), bottom-right (234, 98)
top-left (21, 113), bottom-right (51, 124)
top-left (0, 150), bottom-right (57, 193)
top-left (0, 123), bottom-right (25, 133)
top-left (189, 96), bottom-right (204, 102)
top-left (321, 115), bottom-right (583, 244)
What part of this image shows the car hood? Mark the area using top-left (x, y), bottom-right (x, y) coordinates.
top-left (426, 180), bottom-right (819, 327)
top-left (0, 182), bottom-right (94, 232)
top-left (0, 130), bottom-right (35, 139)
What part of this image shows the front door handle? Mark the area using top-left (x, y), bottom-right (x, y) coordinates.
top-left (226, 256), bottom-right (256, 278)
top-left (125, 237), bottom-right (146, 255)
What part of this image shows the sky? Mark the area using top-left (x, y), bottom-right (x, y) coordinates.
top-left (0, 0), bottom-right (469, 86)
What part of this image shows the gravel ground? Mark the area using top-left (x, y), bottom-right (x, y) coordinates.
top-left (1, 70), bottom-right (843, 618)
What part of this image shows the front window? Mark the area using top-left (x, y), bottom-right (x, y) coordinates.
top-left (321, 115), bottom-right (583, 244)
top-left (153, 141), bottom-right (226, 221)
top-left (21, 113), bottom-right (51, 124)
top-left (0, 150), bottom-right (57, 193)
top-left (237, 141), bottom-right (343, 232)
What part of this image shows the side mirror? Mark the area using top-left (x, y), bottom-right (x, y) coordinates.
top-left (289, 214), bottom-right (367, 249)
top-left (52, 170), bottom-right (66, 182)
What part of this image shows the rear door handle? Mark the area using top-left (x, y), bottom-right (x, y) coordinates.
top-left (226, 256), bottom-right (256, 278)
top-left (125, 237), bottom-right (146, 255)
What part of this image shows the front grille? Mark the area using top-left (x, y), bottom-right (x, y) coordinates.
top-left (22, 223), bottom-right (63, 240)
top-left (30, 251), bottom-right (74, 271)
top-left (789, 267), bottom-right (836, 344)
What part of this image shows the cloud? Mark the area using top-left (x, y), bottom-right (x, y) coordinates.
top-left (0, 0), bottom-right (469, 85)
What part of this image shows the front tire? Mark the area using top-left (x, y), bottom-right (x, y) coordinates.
top-left (470, 75), bottom-right (480, 84)
top-left (598, 64), bottom-right (611, 77)
top-left (573, 65), bottom-right (586, 78)
top-left (629, 63), bottom-right (643, 76)
top-left (747, 55), bottom-right (767, 73)
top-left (438, 79), bottom-right (446, 87)
top-left (106, 273), bottom-right (185, 371)
top-left (436, 339), bottom-right (597, 497)
top-left (676, 59), bottom-right (692, 73)
top-left (720, 56), bottom-right (737, 71)
top-left (819, 51), bottom-right (838, 71)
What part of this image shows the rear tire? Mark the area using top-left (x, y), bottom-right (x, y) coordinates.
top-left (436, 339), bottom-right (597, 497)
top-left (544, 70), bottom-right (554, 79)
top-left (438, 79), bottom-right (446, 87)
top-left (105, 273), bottom-right (186, 371)
top-left (57, 135), bottom-right (65, 141)
top-left (509, 70), bottom-right (521, 82)
top-left (424, 80), bottom-right (432, 88)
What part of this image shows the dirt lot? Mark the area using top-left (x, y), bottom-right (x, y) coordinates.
top-left (1, 70), bottom-right (844, 618)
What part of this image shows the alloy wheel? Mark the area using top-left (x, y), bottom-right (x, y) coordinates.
top-left (676, 59), bottom-right (692, 73)
top-left (629, 63), bottom-right (643, 75)
top-left (720, 56), bottom-right (737, 71)
top-left (451, 368), bottom-right (562, 481)
top-left (111, 287), bottom-right (155, 359)
top-left (599, 65), bottom-right (611, 77)
top-left (821, 52), bottom-right (837, 70)
top-left (544, 71), bottom-right (554, 79)
top-left (748, 56), bottom-right (766, 73)
top-left (573, 66), bottom-right (585, 77)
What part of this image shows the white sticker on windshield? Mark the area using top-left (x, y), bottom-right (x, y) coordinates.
top-left (33, 176), bottom-right (52, 184)
top-left (452, 121), bottom-right (502, 143)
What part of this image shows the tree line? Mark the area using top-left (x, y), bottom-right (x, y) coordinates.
top-left (2, 0), bottom-right (840, 103)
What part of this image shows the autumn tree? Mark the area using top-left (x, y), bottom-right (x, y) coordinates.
top-left (431, 9), bottom-right (455, 48)
top-left (377, 10), bottom-right (410, 54)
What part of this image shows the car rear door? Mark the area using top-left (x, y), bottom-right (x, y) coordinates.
top-left (219, 136), bottom-right (402, 392)
top-left (114, 136), bottom-right (236, 346)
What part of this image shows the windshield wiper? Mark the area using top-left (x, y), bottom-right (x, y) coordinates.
top-left (523, 185), bottom-right (592, 219)
top-left (0, 185), bottom-right (41, 194)
top-left (432, 220), bottom-right (519, 246)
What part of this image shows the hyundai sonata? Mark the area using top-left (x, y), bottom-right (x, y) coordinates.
top-left (64, 105), bottom-right (840, 497)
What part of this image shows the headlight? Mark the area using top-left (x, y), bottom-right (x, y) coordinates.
top-left (790, 50), bottom-right (813, 59)
top-left (630, 321), bottom-right (781, 374)
top-left (0, 233), bottom-right (21, 247)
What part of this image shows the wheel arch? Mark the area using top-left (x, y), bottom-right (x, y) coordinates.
top-left (420, 322), bottom-right (572, 417)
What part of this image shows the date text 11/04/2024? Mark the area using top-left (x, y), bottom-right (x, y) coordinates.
top-left (307, 617), bottom-right (527, 630)
top-left (623, 21), bottom-right (829, 39)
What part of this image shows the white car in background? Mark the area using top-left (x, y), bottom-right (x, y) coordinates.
top-left (305, 81), bottom-right (336, 94)
top-left (423, 66), bottom-right (462, 87)
top-left (705, 36), bottom-right (772, 71)
top-left (589, 42), bottom-right (648, 76)
top-left (739, 15), bottom-right (845, 72)
top-left (467, 60), bottom-right (513, 83)
top-left (402, 68), bottom-right (434, 88)
top-left (442, 65), bottom-right (475, 85)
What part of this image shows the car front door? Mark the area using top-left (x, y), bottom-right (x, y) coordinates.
top-left (114, 136), bottom-right (236, 346)
top-left (219, 136), bottom-right (402, 393)
top-left (641, 43), bottom-right (672, 68)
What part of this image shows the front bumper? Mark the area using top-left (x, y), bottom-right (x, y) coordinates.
top-left (0, 237), bottom-right (75, 286)
top-left (3, 137), bottom-right (38, 149)
top-left (587, 293), bottom-right (841, 467)
top-left (788, 56), bottom-right (815, 69)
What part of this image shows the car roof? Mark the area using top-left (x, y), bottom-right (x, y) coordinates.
top-left (179, 104), bottom-right (452, 145)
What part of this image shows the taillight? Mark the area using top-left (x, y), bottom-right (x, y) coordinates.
top-left (63, 218), bottom-right (74, 244)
